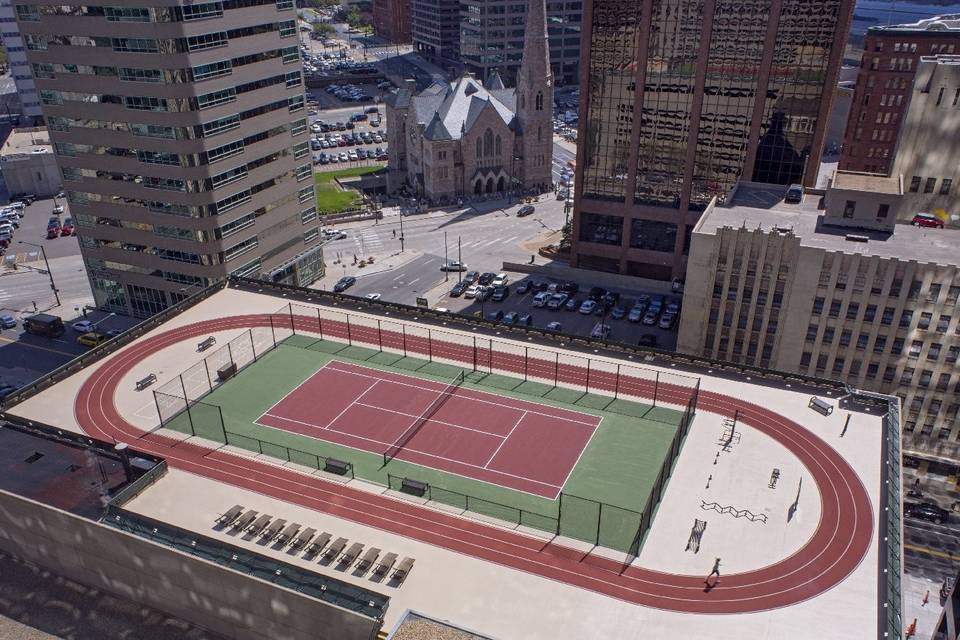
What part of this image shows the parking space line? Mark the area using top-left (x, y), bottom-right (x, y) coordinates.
top-left (0, 335), bottom-right (77, 357)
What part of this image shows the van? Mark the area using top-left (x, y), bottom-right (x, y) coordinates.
top-left (23, 313), bottom-right (65, 337)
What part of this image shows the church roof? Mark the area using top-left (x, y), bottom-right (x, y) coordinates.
top-left (409, 75), bottom-right (516, 141)
top-left (487, 71), bottom-right (506, 90)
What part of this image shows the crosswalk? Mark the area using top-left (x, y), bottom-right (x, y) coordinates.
top-left (0, 288), bottom-right (11, 301)
top-left (354, 229), bottom-right (384, 256)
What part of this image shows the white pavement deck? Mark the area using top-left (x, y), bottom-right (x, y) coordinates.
top-left (7, 287), bottom-right (888, 639)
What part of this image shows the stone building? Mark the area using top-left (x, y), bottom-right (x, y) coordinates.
top-left (385, 0), bottom-right (554, 203)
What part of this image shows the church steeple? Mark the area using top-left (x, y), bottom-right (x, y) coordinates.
top-left (514, 0), bottom-right (553, 193)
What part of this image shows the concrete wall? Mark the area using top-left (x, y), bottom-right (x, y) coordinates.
top-left (0, 152), bottom-right (61, 197)
top-left (0, 490), bottom-right (380, 640)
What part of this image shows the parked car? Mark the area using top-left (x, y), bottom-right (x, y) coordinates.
top-left (450, 282), bottom-right (467, 297)
top-left (546, 293), bottom-right (568, 310)
top-left (912, 212), bottom-right (944, 228)
top-left (531, 281), bottom-right (549, 293)
top-left (905, 502), bottom-right (950, 524)
top-left (440, 261), bottom-right (468, 272)
top-left (658, 313), bottom-right (677, 329)
top-left (0, 314), bottom-right (16, 329)
top-left (628, 305), bottom-right (646, 323)
top-left (487, 310), bottom-right (504, 322)
top-left (546, 321), bottom-right (562, 332)
top-left (558, 282), bottom-right (579, 295)
top-left (638, 334), bottom-right (658, 348)
top-left (52, 200), bottom-right (64, 214)
top-left (602, 291), bottom-right (620, 308)
top-left (516, 280), bottom-right (532, 294)
top-left (478, 272), bottom-right (496, 286)
top-left (476, 286), bottom-right (493, 301)
top-left (642, 310), bottom-right (659, 325)
top-left (610, 306), bottom-right (627, 320)
top-left (491, 285), bottom-right (509, 301)
top-left (517, 205), bottom-right (535, 217)
top-left (590, 323), bottom-right (611, 339)
top-left (532, 291), bottom-right (551, 308)
top-left (784, 184), bottom-right (803, 203)
top-left (322, 229), bottom-right (347, 240)
top-left (564, 297), bottom-right (579, 311)
top-left (665, 301), bottom-right (681, 315)
top-left (464, 285), bottom-right (481, 299)
top-left (502, 311), bottom-right (519, 325)
top-left (77, 331), bottom-right (108, 347)
top-left (333, 276), bottom-right (356, 292)
top-left (71, 320), bottom-right (94, 333)
top-left (463, 271), bottom-right (479, 284)
top-left (579, 300), bottom-right (597, 314)
top-left (492, 273), bottom-right (509, 286)
top-left (59, 217), bottom-right (74, 236)
top-left (588, 286), bottom-right (606, 302)
top-left (518, 313), bottom-right (533, 326)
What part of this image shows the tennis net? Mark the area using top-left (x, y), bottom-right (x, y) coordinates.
top-left (383, 370), bottom-right (465, 465)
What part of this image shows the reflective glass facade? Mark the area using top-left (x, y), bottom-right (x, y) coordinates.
top-left (573, 0), bottom-right (852, 280)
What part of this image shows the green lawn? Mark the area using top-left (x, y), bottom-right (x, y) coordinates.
top-left (166, 336), bottom-right (685, 554)
top-left (314, 165), bottom-right (385, 214)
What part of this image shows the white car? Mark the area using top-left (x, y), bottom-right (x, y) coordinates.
top-left (579, 300), bottom-right (597, 314)
top-left (52, 202), bottom-right (64, 214)
top-left (532, 291), bottom-right (551, 308)
top-left (590, 323), bottom-right (611, 339)
top-left (492, 273), bottom-right (509, 286)
top-left (364, 293), bottom-right (382, 300)
top-left (464, 285), bottom-right (481, 299)
top-left (72, 320), bottom-right (94, 333)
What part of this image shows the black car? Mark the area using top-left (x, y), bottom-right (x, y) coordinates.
top-left (905, 502), bottom-right (949, 524)
top-left (450, 282), bottom-right (467, 297)
top-left (638, 334), bottom-right (658, 348)
top-left (588, 286), bottom-right (606, 301)
top-left (518, 313), bottom-right (533, 326)
top-left (531, 280), bottom-right (549, 293)
top-left (463, 270), bottom-right (479, 284)
top-left (517, 205), bottom-right (535, 217)
top-left (516, 280), bottom-right (532, 294)
top-left (491, 285), bottom-right (509, 301)
top-left (558, 282), bottom-right (579, 295)
top-left (333, 276), bottom-right (356, 293)
top-left (478, 272), bottom-right (496, 286)
top-left (603, 291), bottom-right (620, 308)
top-left (487, 310), bottom-right (504, 322)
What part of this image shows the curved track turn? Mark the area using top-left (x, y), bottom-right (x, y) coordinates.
top-left (73, 313), bottom-right (874, 613)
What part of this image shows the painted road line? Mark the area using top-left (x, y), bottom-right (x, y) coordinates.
top-left (0, 335), bottom-right (77, 357)
top-left (904, 543), bottom-right (960, 561)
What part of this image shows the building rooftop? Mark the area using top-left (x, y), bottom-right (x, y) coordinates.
top-left (868, 14), bottom-right (960, 34)
top-left (0, 127), bottom-right (51, 159)
top-left (2, 281), bottom-right (900, 639)
top-left (699, 182), bottom-right (960, 266)
top-left (830, 170), bottom-right (902, 195)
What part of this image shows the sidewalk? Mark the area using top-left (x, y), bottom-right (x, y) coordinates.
top-left (310, 248), bottom-right (422, 291)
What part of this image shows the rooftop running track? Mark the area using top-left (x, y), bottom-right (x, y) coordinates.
top-left (73, 312), bottom-right (874, 614)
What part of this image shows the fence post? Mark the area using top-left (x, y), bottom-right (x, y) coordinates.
top-left (288, 302), bottom-right (295, 335)
top-left (554, 352), bottom-right (559, 387)
top-left (217, 405), bottom-right (226, 442)
top-left (428, 328), bottom-right (433, 361)
top-left (585, 359), bottom-right (591, 393)
top-left (179, 375), bottom-right (195, 436)
top-left (248, 329), bottom-right (257, 361)
top-left (402, 325), bottom-right (407, 356)
top-left (227, 341), bottom-right (234, 366)
top-left (203, 358), bottom-right (213, 392)
top-left (472, 336), bottom-right (477, 371)
top-left (653, 371), bottom-right (659, 408)
top-left (614, 364), bottom-right (620, 400)
top-left (596, 502), bottom-right (603, 545)
top-left (346, 313), bottom-right (353, 345)
top-left (377, 319), bottom-right (382, 351)
top-left (152, 390), bottom-right (164, 426)
top-left (269, 315), bottom-right (276, 345)
top-left (524, 346), bottom-right (528, 382)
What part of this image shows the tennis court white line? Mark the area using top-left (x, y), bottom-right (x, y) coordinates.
top-left (482, 410), bottom-right (527, 468)
top-left (353, 401), bottom-right (508, 440)
top-left (257, 411), bottom-right (563, 490)
top-left (325, 360), bottom-right (600, 427)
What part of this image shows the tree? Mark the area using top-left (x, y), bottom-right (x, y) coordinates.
top-left (313, 22), bottom-right (335, 38)
top-left (559, 220), bottom-right (572, 251)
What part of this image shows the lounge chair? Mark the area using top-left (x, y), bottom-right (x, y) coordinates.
top-left (356, 547), bottom-right (380, 571)
top-left (340, 542), bottom-right (363, 565)
top-left (392, 557), bottom-right (415, 582)
top-left (373, 552), bottom-right (397, 577)
top-left (276, 522), bottom-right (301, 545)
top-left (261, 518), bottom-right (287, 540)
top-left (232, 510), bottom-right (258, 531)
top-left (247, 514), bottom-right (272, 535)
top-left (290, 527), bottom-right (316, 550)
top-left (217, 504), bottom-right (244, 526)
top-left (323, 537), bottom-right (348, 561)
top-left (307, 532), bottom-right (332, 555)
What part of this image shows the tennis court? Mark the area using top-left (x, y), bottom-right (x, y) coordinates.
top-left (256, 360), bottom-right (601, 498)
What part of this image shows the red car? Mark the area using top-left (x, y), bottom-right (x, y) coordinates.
top-left (912, 212), bottom-right (944, 228)
top-left (60, 218), bottom-right (75, 236)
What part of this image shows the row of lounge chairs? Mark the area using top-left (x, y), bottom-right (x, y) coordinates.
top-left (216, 504), bottom-right (414, 582)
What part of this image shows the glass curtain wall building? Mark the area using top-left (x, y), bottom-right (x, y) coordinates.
top-left (571, 0), bottom-right (853, 280)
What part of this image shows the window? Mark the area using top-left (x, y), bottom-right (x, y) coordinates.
top-left (290, 118), bottom-right (307, 136)
top-left (806, 325), bottom-right (819, 342)
top-left (899, 310), bottom-right (913, 328)
top-left (829, 300), bottom-right (842, 318)
top-left (924, 177), bottom-right (937, 194)
top-left (881, 307), bottom-right (894, 325)
top-left (864, 305), bottom-right (877, 322)
top-left (106, 6), bottom-right (151, 21)
top-left (187, 32), bottom-right (228, 51)
top-left (877, 204), bottom-right (889, 219)
top-left (300, 206), bottom-right (317, 224)
top-left (223, 236), bottom-right (259, 261)
top-left (304, 227), bottom-right (319, 243)
top-left (812, 297), bottom-right (825, 314)
top-left (919, 370), bottom-right (933, 385)
top-left (181, 1), bottom-right (224, 20)
top-left (936, 374), bottom-right (951, 392)
top-left (295, 163), bottom-right (312, 182)
top-left (112, 38), bottom-right (158, 53)
top-left (832, 358), bottom-right (845, 374)
top-left (217, 212), bottom-right (256, 238)
top-left (947, 346), bottom-right (960, 363)
top-left (918, 312), bottom-right (932, 330)
top-left (909, 176), bottom-right (921, 192)
top-left (293, 141), bottom-right (309, 159)
top-left (856, 333), bottom-right (869, 350)
top-left (846, 303), bottom-right (859, 320)
top-left (883, 366), bottom-right (896, 383)
top-left (800, 352), bottom-right (812, 367)
top-left (119, 68), bottom-right (163, 83)
top-left (823, 327), bottom-right (835, 344)
top-left (298, 186), bottom-right (314, 203)
top-left (873, 335), bottom-right (887, 353)
top-left (892, 338), bottom-right (904, 355)
top-left (900, 367), bottom-right (915, 384)
top-left (843, 200), bottom-right (856, 218)
top-left (908, 340), bottom-right (923, 358)
top-left (193, 60), bottom-right (232, 81)
top-left (928, 343), bottom-right (941, 360)
top-left (278, 20), bottom-right (296, 37)
top-left (124, 96), bottom-right (167, 111)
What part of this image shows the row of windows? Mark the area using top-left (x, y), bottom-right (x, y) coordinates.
top-left (908, 176), bottom-right (953, 196)
top-left (16, 0), bottom-right (291, 24)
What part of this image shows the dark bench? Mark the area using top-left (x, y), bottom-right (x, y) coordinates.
top-left (217, 362), bottom-right (237, 381)
top-left (197, 336), bottom-right (217, 352)
top-left (324, 458), bottom-right (351, 476)
top-left (400, 478), bottom-right (428, 498)
top-left (135, 373), bottom-right (157, 391)
top-left (808, 396), bottom-right (833, 416)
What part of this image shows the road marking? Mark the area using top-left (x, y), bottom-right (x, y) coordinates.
top-left (407, 277), bottom-right (420, 285)
top-left (0, 334), bottom-right (77, 356)
top-left (904, 542), bottom-right (960, 561)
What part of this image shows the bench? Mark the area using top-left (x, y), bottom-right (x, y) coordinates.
top-left (276, 522), bottom-right (300, 545)
top-left (261, 518), bottom-right (287, 540)
top-left (808, 396), bottom-right (833, 416)
top-left (246, 514), bottom-right (272, 536)
top-left (392, 557), bottom-right (415, 582)
top-left (217, 362), bottom-right (238, 381)
top-left (232, 509), bottom-right (258, 531)
top-left (308, 532), bottom-right (333, 555)
top-left (216, 504), bottom-right (244, 526)
top-left (324, 458), bottom-right (351, 476)
top-left (400, 478), bottom-right (428, 498)
top-left (290, 527), bottom-right (316, 550)
top-left (135, 373), bottom-right (157, 391)
top-left (197, 336), bottom-right (217, 352)
top-left (323, 537), bottom-right (348, 561)
top-left (373, 552), bottom-right (398, 577)
top-left (356, 547), bottom-right (380, 571)
top-left (340, 542), bottom-right (364, 565)
top-left (768, 468), bottom-right (780, 489)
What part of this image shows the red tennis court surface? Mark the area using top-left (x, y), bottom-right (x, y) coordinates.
top-left (255, 360), bottom-right (601, 498)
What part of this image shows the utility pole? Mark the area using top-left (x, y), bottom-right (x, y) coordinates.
top-left (399, 209), bottom-right (405, 252)
top-left (457, 236), bottom-right (462, 283)
top-left (19, 241), bottom-right (59, 306)
top-left (444, 231), bottom-right (449, 281)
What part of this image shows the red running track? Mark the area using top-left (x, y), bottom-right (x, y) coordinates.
top-left (256, 360), bottom-right (600, 498)
top-left (74, 313), bottom-right (874, 613)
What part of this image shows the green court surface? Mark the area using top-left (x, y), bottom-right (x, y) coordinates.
top-left (164, 336), bottom-right (685, 553)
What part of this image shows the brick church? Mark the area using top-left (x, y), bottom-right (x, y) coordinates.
top-left (384, 0), bottom-right (554, 203)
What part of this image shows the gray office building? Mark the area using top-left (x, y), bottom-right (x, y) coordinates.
top-left (14, 0), bottom-right (323, 318)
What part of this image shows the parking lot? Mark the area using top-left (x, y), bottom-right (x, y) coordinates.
top-left (429, 271), bottom-right (681, 350)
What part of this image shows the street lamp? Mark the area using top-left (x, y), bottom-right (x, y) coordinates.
top-left (18, 241), bottom-right (60, 306)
